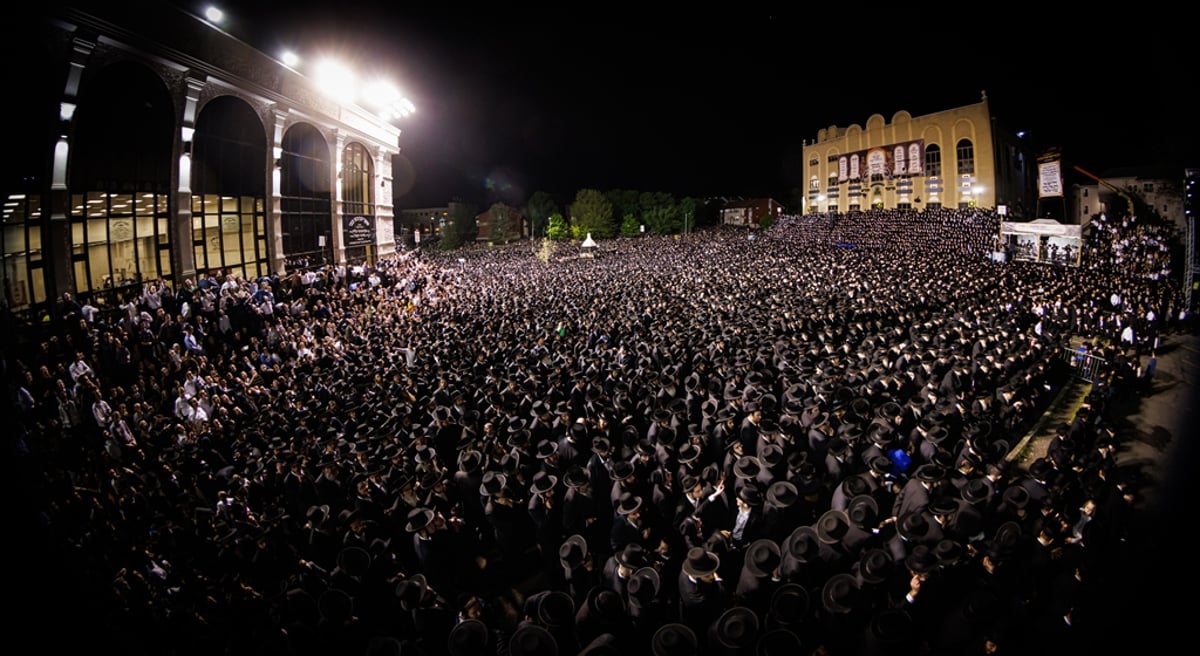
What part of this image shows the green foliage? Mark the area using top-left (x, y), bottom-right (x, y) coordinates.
top-left (568, 189), bottom-right (615, 239)
top-left (546, 213), bottom-right (570, 241)
top-left (606, 190), bottom-right (641, 227)
top-left (440, 202), bottom-right (478, 250)
top-left (620, 213), bottom-right (641, 237)
top-left (525, 191), bottom-right (558, 238)
top-left (487, 201), bottom-right (517, 244)
top-left (678, 197), bottom-right (698, 232)
top-left (643, 204), bottom-right (678, 235)
top-left (759, 214), bottom-right (776, 230)
top-left (569, 223), bottom-right (588, 241)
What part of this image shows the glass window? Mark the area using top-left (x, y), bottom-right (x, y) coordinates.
top-left (956, 139), bottom-right (975, 176)
top-left (925, 145), bottom-right (942, 178)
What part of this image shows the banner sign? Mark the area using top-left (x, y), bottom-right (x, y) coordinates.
top-left (343, 215), bottom-right (376, 247)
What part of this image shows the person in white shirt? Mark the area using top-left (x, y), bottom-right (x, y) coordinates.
top-left (68, 352), bottom-right (94, 383)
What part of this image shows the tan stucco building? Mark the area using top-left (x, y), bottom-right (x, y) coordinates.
top-left (801, 93), bottom-right (1034, 217)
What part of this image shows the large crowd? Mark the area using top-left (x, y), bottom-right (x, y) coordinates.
top-left (5, 207), bottom-right (1189, 656)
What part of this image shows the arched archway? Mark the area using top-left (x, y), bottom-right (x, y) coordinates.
top-left (69, 60), bottom-right (175, 305)
top-left (279, 123), bottom-right (332, 269)
top-left (192, 96), bottom-right (270, 282)
top-left (340, 142), bottom-right (376, 264)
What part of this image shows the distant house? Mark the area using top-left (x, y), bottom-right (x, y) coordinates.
top-left (475, 206), bottom-right (527, 243)
top-left (721, 198), bottom-right (784, 228)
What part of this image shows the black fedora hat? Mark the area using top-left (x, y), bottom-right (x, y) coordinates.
top-left (898, 511), bottom-right (936, 543)
top-left (1001, 484), bottom-right (1031, 509)
top-left (961, 476), bottom-right (994, 504)
top-left (536, 590), bottom-right (576, 629)
top-left (847, 494), bottom-right (880, 529)
top-left (710, 606), bottom-right (759, 650)
top-left (682, 546), bottom-right (720, 578)
top-left (857, 548), bottom-right (894, 585)
top-left (652, 623), bottom-right (697, 656)
top-left (733, 455), bottom-right (762, 479)
top-left (935, 538), bottom-right (965, 566)
top-left (564, 466), bottom-right (590, 489)
top-left (336, 546), bottom-right (371, 578)
top-left (616, 492), bottom-right (643, 516)
top-left (766, 481), bottom-right (798, 508)
top-left (584, 585), bottom-right (625, 624)
top-left (914, 463), bottom-right (945, 483)
top-left (447, 619), bottom-right (489, 656)
top-left (616, 543), bottom-right (647, 569)
top-left (784, 525), bottom-right (821, 561)
top-left (627, 566), bottom-right (661, 602)
top-left (509, 623), bottom-right (558, 656)
top-left (610, 460), bottom-right (635, 482)
top-left (394, 573), bottom-right (428, 611)
top-left (531, 471), bottom-right (558, 495)
top-left (737, 484), bottom-right (764, 507)
top-left (480, 470), bottom-right (508, 497)
top-left (768, 583), bottom-right (810, 628)
top-left (816, 509), bottom-right (852, 545)
top-left (743, 538), bottom-right (782, 578)
top-left (559, 534), bottom-right (588, 570)
top-left (822, 573), bottom-right (861, 615)
top-left (756, 628), bottom-right (802, 656)
top-left (928, 496), bottom-right (959, 517)
top-left (404, 507), bottom-right (435, 534)
top-left (904, 544), bottom-right (938, 574)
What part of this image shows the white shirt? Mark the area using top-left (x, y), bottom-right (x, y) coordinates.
top-left (732, 506), bottom-right (751, 542)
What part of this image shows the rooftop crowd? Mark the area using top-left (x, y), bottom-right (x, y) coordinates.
top-left (5, 207), bottom-right (1189, 655)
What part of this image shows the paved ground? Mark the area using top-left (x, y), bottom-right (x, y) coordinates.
top-left (1026, 329), bottom-right (1200, 651)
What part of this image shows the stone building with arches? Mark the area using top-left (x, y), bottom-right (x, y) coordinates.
top-left (801, 92), bottom-right (1034, 217)
top-left (2, 4), bottom-right (404, 320)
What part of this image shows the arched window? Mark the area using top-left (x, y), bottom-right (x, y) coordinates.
top-left (340, 142), bottom-right (375, 264)
top-left (925, 144), bottom-right (942, 178)
top-left (68, 61), bottom-right (174, 308)
top-left (191, 96), bottom-right (269, 283)
top-left (956, 138), bottom-right (975, 175)
top-left (279, 124), bottom-right (332, 270)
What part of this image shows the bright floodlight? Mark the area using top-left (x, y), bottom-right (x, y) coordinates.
top-left (362, 80), bottom-right (401, 109)
top-left (314, 58), bottom-right (358, 101)
top-left (204, 6), bottom-right (224, 23)
top-left (280, 50), bottom-right (300, 68)
top-left (362, 81), bottom-right (416, 120)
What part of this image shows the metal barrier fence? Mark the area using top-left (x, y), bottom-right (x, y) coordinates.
top-left (1062, 346), bottom-right (1106, 382)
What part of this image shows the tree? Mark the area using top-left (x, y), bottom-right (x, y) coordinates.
top-left (620, 213), bottom-right (640, 237)
top-left (678, 197), bottom-right (698, 233)
top-left (525, 191), bottom-right (558, 238)
top-left (441, 202), bottom-right (478, 250)
top-left (546, 213), bottom-right (570, 241)
top-left (568, 189), bottom-right (615, 239)
top-left (487, 201), bottom-right (517, 244)
top-left (640, 191), bottom-right (678, 235)
top-left (606, 189), bottom-right (641, 229)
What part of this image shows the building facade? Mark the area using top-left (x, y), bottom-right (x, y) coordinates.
top-left (1068, 168), bottom-right (1188, 232)
top-left (800, 93), bottom-right (1034, 217)
top-left (2, 4), bottom-right (404, 320)
top-left (720, 198), bottom-right (783, 228)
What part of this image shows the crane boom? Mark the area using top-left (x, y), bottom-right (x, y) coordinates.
top-left (1073, 165), bottom-right (1136, 218)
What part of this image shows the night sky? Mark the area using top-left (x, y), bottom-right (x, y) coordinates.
top-left (18, 4), bottom-right (1200, 209)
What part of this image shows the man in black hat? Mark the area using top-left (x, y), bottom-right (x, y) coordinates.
top-left (890, 463), bottom-right (944, 522)
top-left (610, 492), bottom-right (649, 553)
top-left (602, 542), bottom-right (647, 599)
top-left (735, 538), bottom-right (783, 616)
top-left (529, 471), bottom-right (564, 576)
top-left (678, 546), bottom-right (727, 638)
